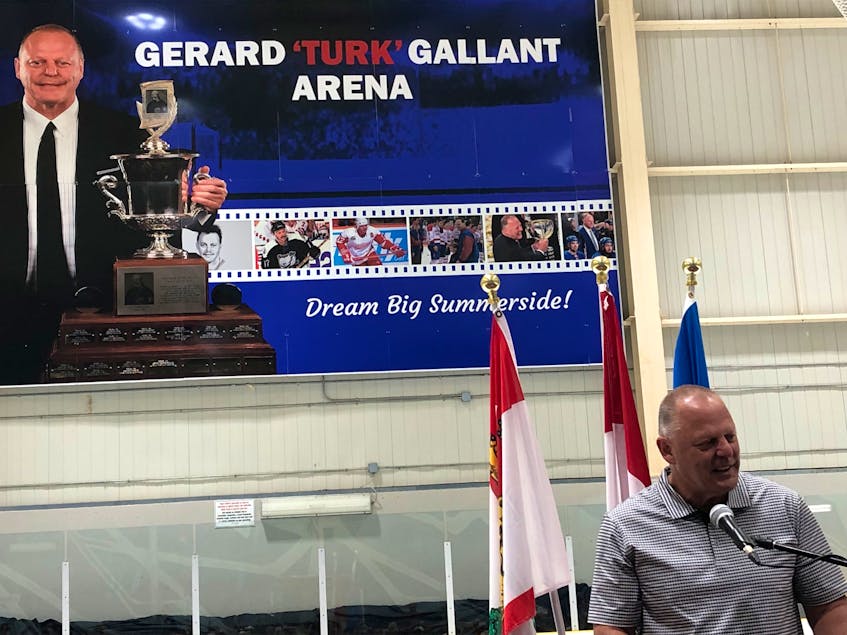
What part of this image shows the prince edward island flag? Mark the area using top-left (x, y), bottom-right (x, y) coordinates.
top-left (488, 311), bottom-right (569, 634)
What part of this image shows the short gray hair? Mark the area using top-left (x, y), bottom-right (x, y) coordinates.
top-left (658, 384), bottom-right (719, 437)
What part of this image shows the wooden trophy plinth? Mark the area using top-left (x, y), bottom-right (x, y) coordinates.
top-left (48, 339), bottom-right (276, 383)
top-left (47, 259), bottom-right (276, 382)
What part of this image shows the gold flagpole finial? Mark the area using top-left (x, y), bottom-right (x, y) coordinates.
top-left (481, 273), bottom-right (501, 309)
top-left (682, 257), bottom-right (702, 298)
top-left (591, 256), bottom-right (610, 285)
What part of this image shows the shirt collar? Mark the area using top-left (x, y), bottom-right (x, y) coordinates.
top-left (656, 466), bottom-right (752, 519)
top-left (22, 97), bottom-right (79, 132)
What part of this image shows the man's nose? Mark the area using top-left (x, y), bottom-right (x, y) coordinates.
top-left (715, 437), bottom-right (733, 455)
top-left (43, 62), bottom-right (59, 75)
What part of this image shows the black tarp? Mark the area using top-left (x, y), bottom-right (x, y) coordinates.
top-left (0, 585), bottom-right (591, 634)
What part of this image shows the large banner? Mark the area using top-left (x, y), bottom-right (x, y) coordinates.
top-left (0, 0), bottom-right (617, 382)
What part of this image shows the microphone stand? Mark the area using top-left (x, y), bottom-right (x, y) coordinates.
top-left (755, 537), bottom-right (847, 568)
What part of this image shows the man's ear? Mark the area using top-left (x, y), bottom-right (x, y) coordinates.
top-left (657, 437), bottom-right (674, 464)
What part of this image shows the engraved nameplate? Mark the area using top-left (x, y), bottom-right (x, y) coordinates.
top-left (101, 327), bottom-right (128, 343)
top-left (65, 328), bottom-right (96, 346)
top-left (132, 327), bottom-right (160, 342)
top-left (230, 324), bottom-right (259, 340)
top-left (163, 325), bottom-right (194, 342)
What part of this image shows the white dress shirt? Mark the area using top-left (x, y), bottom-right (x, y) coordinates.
top-left (23, 98), bottom-right (80, 284)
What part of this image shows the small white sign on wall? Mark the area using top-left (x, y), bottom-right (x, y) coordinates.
top-left (214, 499), bottom-right (255, 528)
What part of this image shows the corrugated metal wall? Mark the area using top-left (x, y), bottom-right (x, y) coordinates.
top-left (652, 173), bottom-right (847, 317)
top-left (639, 29), bottom-right (847, 165)
top-left (641, 0), bottom-right (847, 474)
top-left (0, 369), bottom-right (606, 507)
top-left (635, 0), bottom-right (841, 20)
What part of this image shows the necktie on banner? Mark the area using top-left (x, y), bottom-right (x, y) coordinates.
top-left (599, 288), bottom-right (650, 511)
top-left (489, 312), bottom-right (570, 635)
top-left (36, 121), bottom-right (72, 301)
top-left (672, 295), bottom-right (710, 389)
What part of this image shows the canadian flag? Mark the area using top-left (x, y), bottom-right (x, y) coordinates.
top-left (600, 288), bottom-right (651, 510)
top-left (489, 312), bottom-right (570, 634)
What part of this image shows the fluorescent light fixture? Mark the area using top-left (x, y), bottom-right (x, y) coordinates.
top-left (261, 493), bottom-right (373, 519)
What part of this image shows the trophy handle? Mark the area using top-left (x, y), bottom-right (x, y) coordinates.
top-left (95, 174), bottom-right (128, 219)
top-left (189, 171), bottom-right (213, 226)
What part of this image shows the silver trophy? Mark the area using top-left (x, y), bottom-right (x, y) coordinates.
top-left (527, 218), bottom-right (555, 242)
top-left (527, 217), bottom-right (556, 260)
top-left (96, 80), bottom-right (211, 259)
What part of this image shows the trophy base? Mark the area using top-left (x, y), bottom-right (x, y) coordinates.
top-left (135, 232), bottom-right (189, 259)
top-left (56, 304), bottom-right (265, 346)
top-left (46, 305), bottom-right (276, 383)
top-left (115, 256), bottom-right (208, 316)
top-left (47, 341), bottom-right (277, 383)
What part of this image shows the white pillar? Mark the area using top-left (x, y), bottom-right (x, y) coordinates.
top-left (192, 554), bottom-right (200, 635)
top-left (603, 0), bottom-right (667, 473)
top-left (443, 541), bottom-right (456, 635)
top-left (318, 547), bottom-right (328, 635)
top-left (61, 561), bottom-right (69, 635)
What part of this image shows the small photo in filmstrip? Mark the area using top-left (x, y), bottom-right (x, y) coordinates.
top-left (332, 217), bottom-right (409, 267)
top-left (408, 215), bottom-right (484, 264)
top-left (254, 219), bottom-right (331, 270)
top-left (487, 213), bottom-right (561, 263)
top-left (560, 211), bottom-right (615, 261)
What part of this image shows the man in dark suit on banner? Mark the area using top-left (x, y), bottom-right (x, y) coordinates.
top-left (0, 24), bottom-right (228, 385)
top-left (577, 212), bottom-right (600, 259)
top-left (492, 214), bottom-right (547, 262)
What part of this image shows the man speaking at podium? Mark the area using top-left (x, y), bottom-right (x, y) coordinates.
top-left (589, 386), bottom-right (847, 634)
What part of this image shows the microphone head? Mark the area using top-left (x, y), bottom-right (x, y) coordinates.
top-left (708, 503), bottom-right (733, 528)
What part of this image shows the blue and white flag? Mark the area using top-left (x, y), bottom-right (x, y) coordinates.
top-left (673, 295), bottom-right (709, 388)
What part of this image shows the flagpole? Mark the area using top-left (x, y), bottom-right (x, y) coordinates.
top-left (481, 274), bottom-right (568, 635)
top-left (591, 255), bottom-right (611, 288)
top-left (594, 255), bottom-right (651, 512)
top-left (682, 257), bottom-right (702, 299)
top-left (482, 274), bottom-right (506, 634)
top-left (482, 273), bottom-right (501, 311)
top-left (592, 254), bottom-right (610, 363)
top-left (673, 257), bottom-right (710, 388)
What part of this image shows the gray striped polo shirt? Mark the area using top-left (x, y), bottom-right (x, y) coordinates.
top-left (588, 469), bottom-right (847, 634)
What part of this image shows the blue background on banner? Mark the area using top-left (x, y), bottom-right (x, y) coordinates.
top-left (225, 269), bottom-right (619, 374)
top-left (0, 0), bottom-right (608, 208)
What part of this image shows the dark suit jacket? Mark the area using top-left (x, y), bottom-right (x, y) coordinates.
top-left (0, 100), bottom-right (218, 384)
top-left (0, 100), bottom-right (148, 299)
top-left (493, 234), bottom-right (546, 262)
top-left (0, 101), bottom-right (149, 383)
top-left (577, 226), bottom-right (599, 259)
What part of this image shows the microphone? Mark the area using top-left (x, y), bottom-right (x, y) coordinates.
top-left (709, 504), bottom-right (756, 558)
